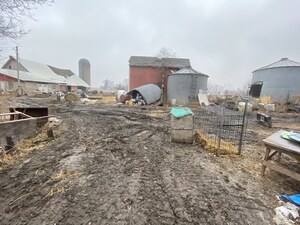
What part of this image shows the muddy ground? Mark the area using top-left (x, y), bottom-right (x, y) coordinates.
top-left (0, 97), bottom-right (299, 225)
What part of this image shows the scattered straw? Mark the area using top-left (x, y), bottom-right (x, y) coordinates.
top-left (9, 192), bottom-right (33, 206)
top-left (97, 95), bottom-right (116, 104)
top-left (148, 110), bottom-right (165, 118)
top-left (44, 185), bottom-right (67, 198)
top-left (0, 121), bottom-right (58, 170)
top-left (195, 129), bottom-right (238, 155)
top-left (259, 96), bottom-right (273, 104)
top-left (292, 96), bottom-right (300, 105)
top-left (44, 170), bottom-right (81, 185)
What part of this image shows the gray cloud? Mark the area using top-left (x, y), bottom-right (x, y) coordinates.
top-left (3, 0), bottom-right (300, 88)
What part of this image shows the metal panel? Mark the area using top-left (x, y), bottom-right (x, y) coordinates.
top-left (66, 75), bottom-right (89, 87)
top-left (129, 84), bottom-right (161, 105)
top-left (167, 74), bottom-right (208, 106)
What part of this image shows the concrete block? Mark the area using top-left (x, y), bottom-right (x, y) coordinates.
top-left (171, 129), bottom-right (194, 144)
top-left (171, 114), bottom-right (193, 130)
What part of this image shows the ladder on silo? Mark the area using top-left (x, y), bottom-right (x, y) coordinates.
top-left (190, 74), bottom-right (197, 100)
top-left (189, 74), bottom-right (198, 108)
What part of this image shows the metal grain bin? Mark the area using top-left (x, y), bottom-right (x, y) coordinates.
top-left (167, 67), bottom-right (209, 106)
top-left (250, 58), bottom-right (300, 103)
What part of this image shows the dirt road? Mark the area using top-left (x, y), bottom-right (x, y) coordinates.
top-left (0, 101), bottom-right (299, 224)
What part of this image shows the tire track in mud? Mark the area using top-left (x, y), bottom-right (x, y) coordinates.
top-left (0, 105), bottom-right (275, 224)
top-left (114, 121), bottom-right (272, 224)
top-left (159, 149), bottom-right (271, 225)
top-left (60, 107), bottom-right (272, 224)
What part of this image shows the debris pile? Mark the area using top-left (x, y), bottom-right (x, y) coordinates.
top-left (275, 195), bottom-right (300, 225)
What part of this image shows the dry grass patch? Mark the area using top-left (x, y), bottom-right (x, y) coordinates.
top-left (259, 96), bottom-right (273, 104)
top-left (195, 129), bottom-right (238, 155)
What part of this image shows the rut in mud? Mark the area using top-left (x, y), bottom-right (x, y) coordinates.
top-left (0, 104), bottom-right (296, 224)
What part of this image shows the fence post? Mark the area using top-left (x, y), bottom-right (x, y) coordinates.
top-left (238, 100), bottom-right (248, 155)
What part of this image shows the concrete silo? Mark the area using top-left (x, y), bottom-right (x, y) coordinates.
top-left (250, 58), bottom-right (300, 102)
top-left (79, 58), bottom-right (91, 86)
top-left (167, 66), bottom-right (209, 106)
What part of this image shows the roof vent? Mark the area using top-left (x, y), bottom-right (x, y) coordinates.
top-left (281, 57), bottom-right (288, 60)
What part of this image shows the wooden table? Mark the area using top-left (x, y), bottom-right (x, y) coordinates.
top-left (262, 130), bottom-right (300, 181)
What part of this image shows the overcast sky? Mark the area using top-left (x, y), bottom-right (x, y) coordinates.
top-left (3, 0), bottom-right (300, 89)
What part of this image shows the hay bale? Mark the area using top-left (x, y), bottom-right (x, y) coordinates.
top-left (291, 96), bottom-right (300, 105)
top-left (260, 96), bottom-right (273, 104)
top-left (275, 103), bottom-right (288, 113)
top-left (64, 93), bottom-right (80, 102)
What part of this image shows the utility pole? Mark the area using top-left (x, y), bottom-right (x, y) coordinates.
top-left (16, 46), bottom-right (22, 95)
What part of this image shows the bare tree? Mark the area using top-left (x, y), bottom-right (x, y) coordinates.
top-left (0, 0), bottom-right (53, 41)
top-left (102, 79), bottom-right (115, 90)
top-left (156, 47), bottom-right (177, 58)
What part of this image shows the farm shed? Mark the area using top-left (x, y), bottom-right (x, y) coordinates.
top-left (0, 56), bottom-right (89, 93)
top-left (128, 56), bottom-right (190, 91)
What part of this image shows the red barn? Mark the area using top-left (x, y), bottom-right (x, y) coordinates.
top-left (129, 56), bottom-right (190, 92)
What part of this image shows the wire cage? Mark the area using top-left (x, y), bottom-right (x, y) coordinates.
top-left (194, 104), bottom-right (248, 155)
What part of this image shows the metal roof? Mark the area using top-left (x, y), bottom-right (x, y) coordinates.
top-left (129, 56), bottom-right (190, 68)
top-left (79, 58), bottom-right (90, 65)
top-left (0, 68), bottom-right (89, 87)
top-left (48, 65), bottom-right (74, 77)
top-left (129, 84), bottom-right (161, 104)
top-left (0, 68), bottom-right (64, 84)
top-left (129, 56), bottom-right (162, 67)
top-left (253, 58), bottom-right (300, 72)
top-left (169, 66), bottom-right (209, 77)
top-left (1, 56), bottom-right (90, 87)
top-left (17, 57), bottom-right (66, 83)
top-left (66, 75), bottom-right (89, 87)
top-left (161, 58), bottom-right (191, 68)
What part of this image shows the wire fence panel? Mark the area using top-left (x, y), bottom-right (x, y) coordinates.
top-left (194, 105), bottom-right (248, 155)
